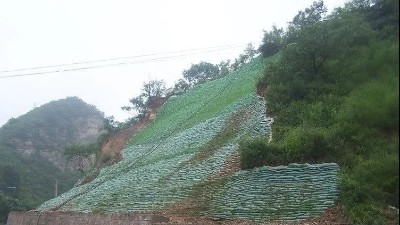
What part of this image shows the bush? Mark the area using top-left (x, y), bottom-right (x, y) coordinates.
top-left (354, 157), bottom-right (399, 207)
top-left (284, 126), bottom-right (330, 162)
top-left (340, 156), bottom-right (399, 224)
top-left (348, 203), bottom-right (385, 225)
top-left (340, 77), bottom-right (399, 131)
top-left (253, 2), bottom-right (399, 223)
top-left (258, 26), bottom-right (284, 57)
top-left (239, 139), bottom-right (287, 169)
top-left (0, 193), bottom-right (25, 223)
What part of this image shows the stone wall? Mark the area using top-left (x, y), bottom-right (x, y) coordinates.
top-left (7, 211), bottom-right (169, 225)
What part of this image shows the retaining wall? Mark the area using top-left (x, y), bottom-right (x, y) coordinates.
top-left (7, 211), bottom-right (169, 225)
top-left (8, 163), bottom-right (339, 224)
top-left (209, 163), bottom-right (339, 222)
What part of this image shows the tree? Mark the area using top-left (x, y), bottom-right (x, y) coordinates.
top-left (171, 78), bottom-right (190, 95)
top-left (101, 116), bottom-right (122, 132)
top-left (183, 61), bottom-right (220, 86)
top-left (258, 26), bottom-right (285, 57)
top-left (284, 0), bottom-right (330, 76)
top-left (345, 0), bottom-right (399, 39)
top-left (235, 43), bottom-right (258, 67)
top-left (0, 193), bottom-right (25, 223)
top-left (228, 43), bottom-right (258, 71)
top-left (123, 95), bottom-right (147, 116)
top-left (262, 0), bottom-right (375, 109)
top-left (289, 0), bottom-right (327, 30)
top-left (218, 60), bottom-right (231, 77)
top-left (282, 0), bottom-right (373, 77)
top-left (142, 80), bottom-right (166, 103)
top-left (244, 43), bottom-right (258, 59)
top-left (122, 79), bottom-right (167, 117)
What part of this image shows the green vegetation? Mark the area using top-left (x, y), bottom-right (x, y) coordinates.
top-left (0, 192), bottom-right (25, 223)
top-left (183, 61), bottom-right (220, 87)
top-left (37, 34), bottom-right (341, 222)
top-left (37, 56), bottom-right (270, 214)
top-left (122, 79), bottom-right (167, 117)
top-left (128, 58), bottom-right (267, 146)
top-left (63, 143), bottom-right (100, 161)
top-left (0, 97), bottom-right (103, 223)
top-left (240, 0), bottom-right (399, 223)
top-left (8, 1), bottom-right (397, 223)
top-left (116, 46), bottom-right (258, 134)
top-left (63, 143), bottom-right (100, 173)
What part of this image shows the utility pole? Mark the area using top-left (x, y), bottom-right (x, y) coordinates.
top-left (55, 179), bottom-right (58, 197)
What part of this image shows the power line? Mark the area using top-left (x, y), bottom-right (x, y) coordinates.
top-left (0, 45), bottom-right (243, 79)
top-left (0, 44), bottom-right (244, 73)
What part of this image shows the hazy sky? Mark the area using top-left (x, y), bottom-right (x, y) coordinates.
top-left (0, 0), bottom-right (348, 126)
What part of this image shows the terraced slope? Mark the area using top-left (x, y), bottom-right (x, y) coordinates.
top-left (38, 57), bottom-right (339, 223)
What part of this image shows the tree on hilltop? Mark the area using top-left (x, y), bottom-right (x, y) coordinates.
top-left (258, 25), bottom-right (285, 57)
top-left (183, 61), bottom-right (220, 87)
top-left (122, 79), bottom-right (166, 117)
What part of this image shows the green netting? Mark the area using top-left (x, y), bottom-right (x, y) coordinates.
top-left (37, 57), bottom-right (339, 222)
top-left (38, 94), bottom-right (270, 213)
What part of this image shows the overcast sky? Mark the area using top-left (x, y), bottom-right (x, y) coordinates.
top-left (0, 0), bottom-right (348, 126)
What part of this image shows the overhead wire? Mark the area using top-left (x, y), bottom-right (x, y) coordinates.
top-left (0, 44), bottom-right (246, 79)
top-left (1, 44), bottom-right (242, 73)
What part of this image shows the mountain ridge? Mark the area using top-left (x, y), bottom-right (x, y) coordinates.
top-left (0, 96), bottom-right (103, 212)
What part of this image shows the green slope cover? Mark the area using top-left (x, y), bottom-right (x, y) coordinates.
top-left (38, 58), bottom-right (339, 222)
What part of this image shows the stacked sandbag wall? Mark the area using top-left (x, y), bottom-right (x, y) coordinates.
top-left (208, 163), bottom-right (339, 222)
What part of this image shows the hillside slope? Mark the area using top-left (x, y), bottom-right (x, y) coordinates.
top-left (38, 58), bottom-right (339, 223)
top-left (0, 97), bottom-right (103, 209)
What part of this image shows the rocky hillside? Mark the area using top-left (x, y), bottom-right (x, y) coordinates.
top-left (0, 97), bottom-right (103, 171)
top-left (0, 96), bottom-right (103, 208)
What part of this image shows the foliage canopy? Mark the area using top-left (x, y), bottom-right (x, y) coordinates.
top-left (241, 0), bottom-right (399, 223)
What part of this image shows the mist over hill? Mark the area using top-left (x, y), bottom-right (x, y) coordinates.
top-left (0, 96), bottom-right (103, 220)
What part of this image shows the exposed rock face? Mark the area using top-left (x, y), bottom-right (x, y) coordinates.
top-left (12, 115), bottom-right (102, 171)
top-left (73, 117), bottom-right (103, 144)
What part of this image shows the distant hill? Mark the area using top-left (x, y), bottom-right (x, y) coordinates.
top-left (0, 96), bottom-right (103, 211)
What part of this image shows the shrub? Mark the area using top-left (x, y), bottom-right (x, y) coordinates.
top-left (340, 156), bottom-right (399, 224)
top-left (0, 193), bottom-right (25, 223)
top-left (284, 126), bottom-right (330, 162)
top-left (348, 203), bottom-right (384, 225)
top-left (354, 157), bottom-right (399, 207)
top-left (239, 139), bottom-right (287, 169)
top-left (340, 78), bottom-right (399, 131)
top-left (100, 153), bottom-right (112, 165)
